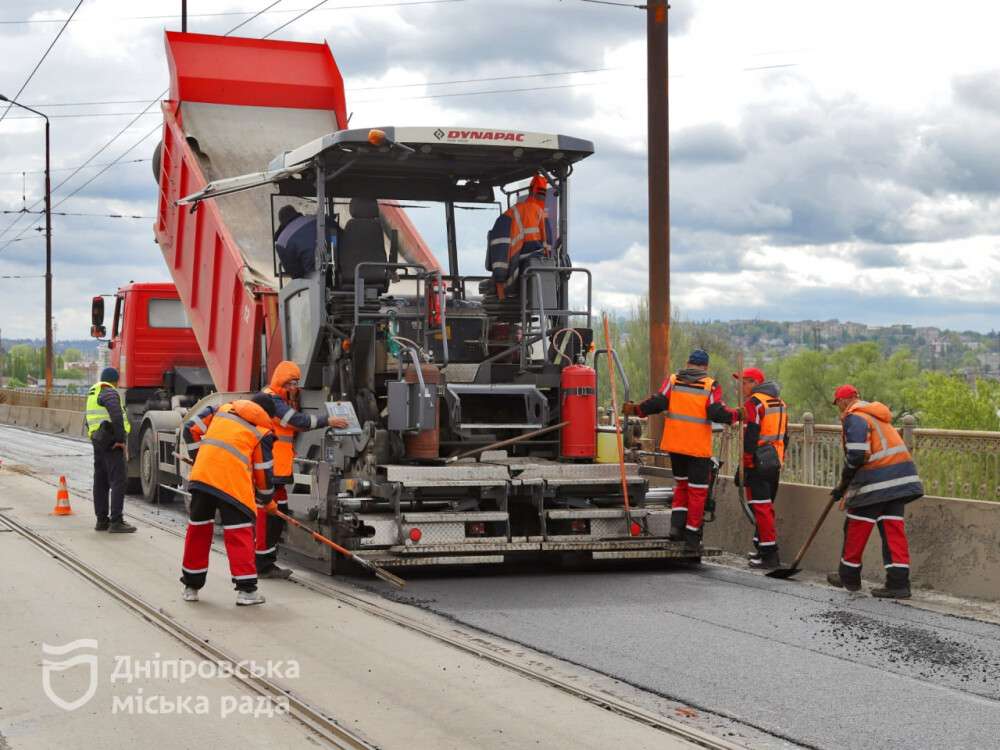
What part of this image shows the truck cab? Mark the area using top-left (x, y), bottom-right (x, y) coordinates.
top-left (91, 282), bottom-right (212, 494)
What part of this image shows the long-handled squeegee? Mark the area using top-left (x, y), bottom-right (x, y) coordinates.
top-left (274, 510), bottom-right (407, 589)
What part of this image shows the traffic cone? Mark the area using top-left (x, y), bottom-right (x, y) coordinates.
top-left (52, 476), bottom-right (73, 516)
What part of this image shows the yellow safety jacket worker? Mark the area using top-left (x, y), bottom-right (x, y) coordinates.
top-left (661, 374), bottom-right (715, 458)
top-left (188, 400), bottom-right (275, 518)
top-left (751, 391), bottom-right (788, 464)
top-left (85, 381), bottom-right (131, 438)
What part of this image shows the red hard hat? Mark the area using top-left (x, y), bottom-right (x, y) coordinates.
top-left (732, 367), bottom-right (765, 384)
top-left (529, 173), bottom-right (548, 195)
top-left (832, 384), bottom-right (859, 404)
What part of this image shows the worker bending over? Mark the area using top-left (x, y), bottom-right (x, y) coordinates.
top-left (86, 367), bottom-right (136, 534)
top-left (180, 394), bottom-right (277, 606)
top-left (734, 367), bottom-right (788, 570)
top-left (486, 172), bottom-right (553, 299)
top-left (259, 361), bottom-right (348, 578)
top-left (827, 385), bottom-right (924, 599)
top-left (624, 349), bottom-right (738, 550)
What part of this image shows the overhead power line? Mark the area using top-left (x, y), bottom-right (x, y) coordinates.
top-left (0, 0), bottom-right (346, 253)
top-left (2, 209), bottom-right (153, 219)
top-left (0, 0), bottom-right (465, 25)
top-left (0, 158), bottom-right (148, 176)
top-left (0, 0), bottom-right (84, 126)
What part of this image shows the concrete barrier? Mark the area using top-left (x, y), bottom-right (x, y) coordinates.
top-left (0, 388), bottom-right (86, 412)
top-left (705, 478), bottom-right (1000, 602)
top-left (0, 404), bottom-right (86, 438)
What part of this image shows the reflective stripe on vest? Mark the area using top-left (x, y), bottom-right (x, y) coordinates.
top-left (264, 387), bottom-right (299, 478)
top-left (844, 405), bottom-right (923, 503)
top-left (751, 392), bottom-right (788, 463)
top-left (85, 381), bottom-right (131, 437)
top-left (189, 401), bottom-right (272, 515)
top-left (660, 374), bottom-right (715, 458)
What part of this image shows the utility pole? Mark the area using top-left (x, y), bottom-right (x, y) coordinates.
top-left (647, 1), bottom-right (670, 390)
top-left (0, 94), bottom-right (52, 405)
top-left (182, 0), bottom-right (188, 32)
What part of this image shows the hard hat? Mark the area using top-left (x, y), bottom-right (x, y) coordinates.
top-left (529, 173), bottom-right (548, 196)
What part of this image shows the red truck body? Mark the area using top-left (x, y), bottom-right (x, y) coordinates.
top-left (153, 32), bottom-right (350, 392)
top-left (153, 31), bottom-right (438, 393)
top-left (108, 282), bottom-right (206, 390)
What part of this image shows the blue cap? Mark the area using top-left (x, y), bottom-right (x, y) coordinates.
top-left (100, 367), bottom-right (119, 383)
top-left (688, 349), bottom-right (710, 366)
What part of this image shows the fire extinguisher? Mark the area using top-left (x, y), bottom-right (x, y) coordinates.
top-left (560, 359), bottom-right (597, 460)
top-left (427, 277), bottom-right (442, 327)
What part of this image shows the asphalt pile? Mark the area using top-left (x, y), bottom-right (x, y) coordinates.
top-left (812, 608), bottom-right (1000, 698)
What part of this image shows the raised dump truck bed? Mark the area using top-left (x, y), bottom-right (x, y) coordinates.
top-left (154, 31), bottom-right (436, 391)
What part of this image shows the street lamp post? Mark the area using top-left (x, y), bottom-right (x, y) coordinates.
top-left (1, 94), bottom-right (52, 404)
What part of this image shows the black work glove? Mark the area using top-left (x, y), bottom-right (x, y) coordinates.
top-left (831, 484), bottom-right (846, 501)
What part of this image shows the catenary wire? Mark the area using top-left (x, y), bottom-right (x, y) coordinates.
top-left (0, 1), bottom-right (85, 126)
top-left (0, 0), bottom-right (361, 252)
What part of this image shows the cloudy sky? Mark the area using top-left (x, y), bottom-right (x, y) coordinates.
top-left (1, 0), bottom-right (999, 340)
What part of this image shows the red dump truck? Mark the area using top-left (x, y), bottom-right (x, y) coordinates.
top-left (95, 30), bottom-right (717, 574)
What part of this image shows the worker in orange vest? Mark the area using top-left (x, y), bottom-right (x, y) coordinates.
top-left (257, 361), bottom-right (348, 578)
top-left (623, 349), bottom-right (739, 550)
top-left (827, 385), bottom-right (924, 598)
top-left (485, 172), bottom-right (554, 299)
top-left (180, 394), bottom-right (277, 607)
top-left (733, 367), bottom-right (788, 570)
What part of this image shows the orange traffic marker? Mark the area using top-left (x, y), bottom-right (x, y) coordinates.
top-left (52, 476), bottom-right (73, 515)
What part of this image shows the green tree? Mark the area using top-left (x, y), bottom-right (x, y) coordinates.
top-left (902, 373), bottom-right (1000, 430)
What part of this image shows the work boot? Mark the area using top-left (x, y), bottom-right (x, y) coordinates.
top-left (182, 587), bottom-right (199, 602)
top-left (258, 565), bottom-right (293, 580)
top-left (682, 529), bottom-right (703, 554)
top-left (826, 572), bottom-right (861, 592)
top-left (748, 549), bottom-right (780, 570)
top-left (94, 518), bottom-right (110, 531)
top-left (871, 586), bottom-right (911, 599)
top-left (108, 520), bottom-right (137, 534)
top-left (236, 590), bottom-right (266, 606)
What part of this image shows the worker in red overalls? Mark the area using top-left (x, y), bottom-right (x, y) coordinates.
top-left (827, 385), bottom-right (924, 598)
top-left (734, 367), bottom-right (788, 570)
top-left (624, 349), bottom-right (739, 550)
top-left (258, 361), bottom-right (347, 578)
top-left (180, 394), bottom-right (277, 606)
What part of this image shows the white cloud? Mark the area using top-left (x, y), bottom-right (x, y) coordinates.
top-left (1, 0), bottom-right (999, 339)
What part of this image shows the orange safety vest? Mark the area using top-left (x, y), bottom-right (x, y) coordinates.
top-left (263, 385), bottom-right (297, 480)
top-left (660, 374), bottom-right (715, 458)
top-left (189, 400), bottom-right (273, 516)
top-left (842, 402), bottom-right (922, 504)
top-left (751, 391), bottom-right (788, 464)
top-left (497, 199), bottom-right (549, 300)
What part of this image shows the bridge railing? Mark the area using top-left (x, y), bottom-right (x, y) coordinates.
top-left (714, 413), bottom-right (1000, 502)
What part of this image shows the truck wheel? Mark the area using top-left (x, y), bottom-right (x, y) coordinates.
top-left (139, 428), bottom-right (160, 503)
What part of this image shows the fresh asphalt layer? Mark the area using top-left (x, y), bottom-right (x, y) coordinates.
top-left (4, 424), bottom-right (999, 749)
top-left (379, 558), bottom-right (1000, 750)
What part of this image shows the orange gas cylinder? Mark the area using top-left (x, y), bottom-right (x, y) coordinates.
top-left (560, 363), bottom-right (596, 460)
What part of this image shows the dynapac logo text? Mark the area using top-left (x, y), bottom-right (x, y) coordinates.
top-left (447, 130), bottom-right (525, 142)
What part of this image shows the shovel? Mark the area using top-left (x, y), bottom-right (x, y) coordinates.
top-left (766, 495), bottom-right (837, 579)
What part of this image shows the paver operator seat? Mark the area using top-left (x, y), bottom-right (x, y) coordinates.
top-left (337, 198), bottom-right (390, 296)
